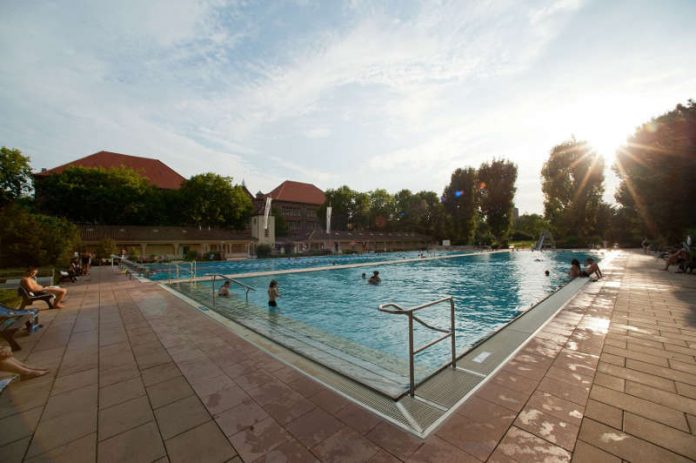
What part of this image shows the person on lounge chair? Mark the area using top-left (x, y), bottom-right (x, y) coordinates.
top-left (21, 267), bottom-right (67, 308)
top-left (664, 249), bottom-right (688, 271)
top-left (1, 342), bottom-right (49, 380)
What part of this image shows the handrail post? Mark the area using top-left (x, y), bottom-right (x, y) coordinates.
top-left (212, 275), bottom-right (216, 307)
top-left (450, 297), bottom-right (456, 368)
top-left (408, 312), bottom-right (415, 397)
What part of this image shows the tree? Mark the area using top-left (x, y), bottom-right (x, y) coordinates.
top-left (178, 173), bottom-right (252, 228)
top-left (614, 100), bottom-right (696, 242)
top-left (513, 213), bottom-right (549, 241)
top-left (272, 207), bottom-right (288, 236)
top-left (36, 166), bottom-right (158, 224)
top-left (541, 139), bottom-right (606, 246)
top-left (477, 159), bottom-right (518, 242)
top-left (368, 189), bottom-right (396, 230)
top-left (0, 203), bottom-right (79, 267)
top-left (319, 186), bottom-right (369, 231)
top-left (442, 168), bottom-right (478, 243)
top-left (0, 146), bottom-right (33, 206)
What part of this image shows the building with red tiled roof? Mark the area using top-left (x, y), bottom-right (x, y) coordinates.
top-left (256, 180), bottom-right (326, 237)
top-left (36, 151), bottom-right (186, 189)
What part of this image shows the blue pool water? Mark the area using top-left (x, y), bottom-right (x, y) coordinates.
top-left (170, 250), bottom-right (601, 396)
top-left (147, 250), bottom-right (456, 280)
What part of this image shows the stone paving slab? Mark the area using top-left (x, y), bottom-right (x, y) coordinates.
top-left (1, 251), bottom-right (695, 461)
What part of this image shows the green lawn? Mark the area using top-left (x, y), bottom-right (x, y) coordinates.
top-left (0, 289), bottom-right (20, 307)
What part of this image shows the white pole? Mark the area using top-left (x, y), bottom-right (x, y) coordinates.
top-left (263, 197), bottom-right (272, 230)
top-left (326, 206), bottom-right (332, 234)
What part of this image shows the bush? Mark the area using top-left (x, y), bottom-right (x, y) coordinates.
top-left (0, 203), bottom-right (79, 267)
top-left (256, 244), bottom-right (272, 258)
top-left (510, 230), bottom-right (534, 241)
top-left (96, 239), bottom-right (117, 260)
top-left (184, 250), bottom-right (199, 261)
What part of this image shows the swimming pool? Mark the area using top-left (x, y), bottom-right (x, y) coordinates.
top-left (168, 250), bottom-right (601, 397)
top-left (147, 250), bottom-right (456, 280)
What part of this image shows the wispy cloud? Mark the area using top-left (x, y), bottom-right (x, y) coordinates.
top-left (1, 0), bottom-right (694, 212)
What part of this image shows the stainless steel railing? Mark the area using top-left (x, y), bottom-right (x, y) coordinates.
top-left (111, 255), bottom-right (151, 278)
top-left (379, 296), bottom-right (457, 397)
top-left (211, 274), bottom-right (255, 305)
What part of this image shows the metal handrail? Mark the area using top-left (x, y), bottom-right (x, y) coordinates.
top-left (379, 296), bottom-right (456, 397)
top-left (111, 255), bottom-right (150, 277)
top-left (211, 274), bottom-right (255, 305)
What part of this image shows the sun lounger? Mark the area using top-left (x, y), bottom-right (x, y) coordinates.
top-left (17, 286), bottom-right (54, 310)
top-left (0, 305), bottom-right (40, 351)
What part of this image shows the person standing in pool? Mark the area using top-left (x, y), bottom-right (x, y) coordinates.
top-left (268, 280), bottom-right (280, 307)
top-left (368, 271), bottom-right (381, 285)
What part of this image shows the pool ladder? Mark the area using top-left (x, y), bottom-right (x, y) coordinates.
top-left (211, 274), bottom-right (256, 305)
top-left (379, 296), bottom-right (456, 397)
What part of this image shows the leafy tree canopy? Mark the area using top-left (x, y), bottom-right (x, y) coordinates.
top-left (478, 159), bottom-right (518, 242)
top-left (614, 100), bottom-right (696, 242)
top-left (36, 166), bottom-right (157, 224)
top-left (442, 167), bottom-right (479, 243)
top-left (179, 173), bottom-right (252, 228)
top-left (541, 139), bottom-right (606, 244)
top-left (0, 146), bottom-right (33, 206)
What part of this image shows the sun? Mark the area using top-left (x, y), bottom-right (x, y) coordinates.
top-left (565, 100), bottom-right (638, 162)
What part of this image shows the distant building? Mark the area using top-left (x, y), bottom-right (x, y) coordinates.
top-left (256, 180), bottom-right (326, 237)
top-left (80, 225), bottom-right (253, 260)
top-left (35, 150), bottom-right (186, 189)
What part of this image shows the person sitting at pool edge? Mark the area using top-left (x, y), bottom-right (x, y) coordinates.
top-left (368, 271), bottom-right (381, 285)
top-left (268, 280), bottom-right (280, 307)
top-left (218, 281), bottom-right (231, 297)
top-left (583, 258), bottom-right (603, 279)
top-left (21, 266), bottom-right (67, 308)
top-left (569, 259), bottom-right (582, 279)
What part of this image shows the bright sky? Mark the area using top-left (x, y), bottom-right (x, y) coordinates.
top-left (1, 0), bottom-right (695, 214)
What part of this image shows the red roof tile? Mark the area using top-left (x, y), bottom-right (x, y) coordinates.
top-left (266, 180), bottom-right (325, 205)
top-left (37, 151), bottom-right (186, 189)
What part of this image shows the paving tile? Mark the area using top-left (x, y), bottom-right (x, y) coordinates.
top-left (188, 373), bottom-right (236, 398)
top-left (0, 436), bottom-right (30, 463)
top-left (99, 365), bottom-right (140, 388)
top-left (366, 421), bottom-right (423, 461)
top-left (578, 418), bottom-right (692, 463)
top-left (476, 381), bottom-right (530, 412)
top-left (258, 438), bottom-right (319, 463)
top-left (0, 406), bottom-right (43, 446)
top-left (262, 392), bottom-right (316, 425)
top-left (215, 399), bottom-right (270, 436)
top-left (583, 399), bottom-right (622, 429)
top-left (626, 358), bottom-right (696, 386)
top-left (310, 388), bottom-right (352, 414)
top-left (524, 391), bottom-right (584, 427)
top-left (537, 375), bottom-right (590, 406)
top-left (311, 427), bottom-right (380, 463)
top-left (368, 449), bottom-right (402, 462)
top-left (99, 395), bottom-right (154, 441)
top-left (287, 374), bottom-right (326, 398)
top-left (97, 421), bottom-right (165, 463)
top-left (405, 435), bottom-right (478, 462)
top-left (286, 406), bottom-right (345, 447)
top-left (335, 403), bottom-right (382, 434)
top-left (155, 395), bottom-right (211, 439)
top-left (514, 406), bottom-right (580, 451)
top-left (597, 361), bottom-right (676, 392)
top-left (51, 368), bottom-right (98, 396)
top-left (495, 426), bottom-right (571, 463)
top-left (435, 412), bottom-right (509, 460)
top-left (25, 433), bottom-right (96, 463)
top-left (146, 375), bottom-right (194, 409)
top-left (202, 383), bottom-right (250, 416)
top-left (99, 376), bottom-right (146, 409)
top-left (625, 380), bottom-right (696, 415)
top-left (229, 417), bottom-right (290, 462)
top-left (165, 420), bottom-right (236, 463)
top-left (593, 372), bottom-right (625, 392)
top-left (571, 440), bottom-right (621, 463)
top-left (623, 412), bottom-right (696, 459)
top-left (491, 369), bottom-right (539, 394)
top-left (141, 362), bottom-right (182, 387)
top-left (41, 383), bottom-right (98, 421)
top-left (27, 407), bottom-right (97, 458)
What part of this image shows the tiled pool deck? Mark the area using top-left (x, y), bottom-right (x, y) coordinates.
top-left (1, 250), bottom-right (695, 462)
